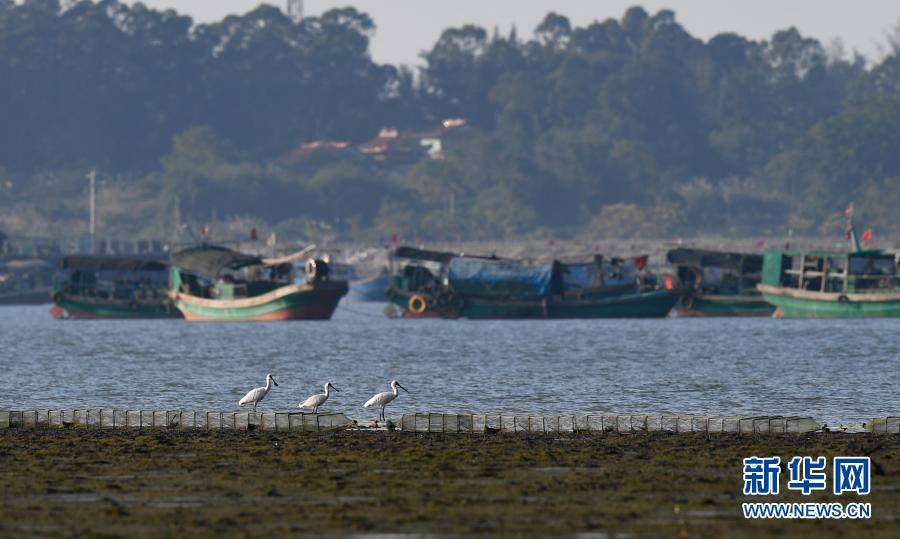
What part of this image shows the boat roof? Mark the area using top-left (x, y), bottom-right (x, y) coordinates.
top-left (666, 248), bottom-right (762, 271)
top-left (172, 245), bottom-right (264, 276)
top-left (764, 248), bottom-right (889, 258)
top-left (1, 258), bottom-right (53, 270)
top-left (392, 246), bottom-right (458, 263)
top-left (62, 255), bottom-right (168, 272)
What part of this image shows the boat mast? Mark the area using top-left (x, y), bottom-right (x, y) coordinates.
top-left (87, 169), bottom-right (96, 254)
top-left (845, 202), bottom-right (862, 253)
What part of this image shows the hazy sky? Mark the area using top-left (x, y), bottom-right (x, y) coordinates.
top-left (134, 1), bottom-right (900, 65)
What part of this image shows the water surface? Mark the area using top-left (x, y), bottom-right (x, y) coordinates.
top-left (1, 304), bottom-right (896, 425)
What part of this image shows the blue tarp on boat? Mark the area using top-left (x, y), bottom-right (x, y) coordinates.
top-left (561, 263), bottom-right (599, 290)
top-left (448, 257), bottom-right (553, 297)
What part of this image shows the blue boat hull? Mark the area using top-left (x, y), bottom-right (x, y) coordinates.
top-left (347, 274), bottom-right (389, 302)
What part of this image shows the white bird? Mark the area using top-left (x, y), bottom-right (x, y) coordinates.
top-left (299, 382), bottom-right (338, 413)
top-left (238, 373), bottom-right (278, 411)
top-left (364, 380), bottom-right (408, 421)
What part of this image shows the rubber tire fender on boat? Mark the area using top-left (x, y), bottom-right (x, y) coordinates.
top-left (837, 294), bottom-right (850, 303)
top-left (52, 291), bottom-right (62, 304)
top-left (408, 294), bottom-right (428, 314)
top-left (678, 295), bottom-right (693, 310)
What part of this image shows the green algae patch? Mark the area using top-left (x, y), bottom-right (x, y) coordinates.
top-left (1, 430), bottom-right (897, 537)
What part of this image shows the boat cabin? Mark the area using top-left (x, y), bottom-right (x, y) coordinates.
top-left (388, 246), bottom-right (655, 298)
top-left (0, 258), bottom-right (56, 299)
top-left (171, 245), bottom-right (300, 300)
top-left (666, 248), bottom-right (762, 296)
top-left (58, 256), bottom-right (170, 301)
top-left (761, 249), bottom-right (900, 294)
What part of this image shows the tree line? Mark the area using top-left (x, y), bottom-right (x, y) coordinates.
top-left (1, 1), bottom-right (899, 242)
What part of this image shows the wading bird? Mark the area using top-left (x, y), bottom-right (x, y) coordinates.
top-left (299, 382), bottom-right (338, 413)
top-left (239, 373), bottom-right (278, 411)
top-left (364, 380), bottom-right (408, 421)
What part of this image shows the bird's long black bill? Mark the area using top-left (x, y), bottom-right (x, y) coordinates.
top-left (398, 384), bottom-right (409, 393)
top-left (272, 379), bottom-right (279, 386)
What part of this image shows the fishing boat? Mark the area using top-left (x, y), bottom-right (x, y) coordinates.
top-left (169, 245), bottom-right (348, 321)
top-left (385, 247), bottom-right (678, 319)
top-left (757, 220), bottom-right (900, 318)
top-left (0, 258), bottom-right (56, 305)
top-left (52, 256), bottom-right (180, 319)
top-left (666, 248), bottom-right (772, 317)
top-left (348, 270), bottom-right (390, 302)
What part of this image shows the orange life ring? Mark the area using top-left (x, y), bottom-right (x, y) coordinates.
top-left (408, 294), bottom-right (427, 314)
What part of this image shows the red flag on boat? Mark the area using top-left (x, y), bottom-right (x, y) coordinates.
top-left (861, 229), bottom-right (873, 242)
top-left (634, 255), bottom-right (648, 270)
top-left (201, 224), bottom-right (209, 237)
top-left (250, 227), bottom-right (258, 241)
top-left (389, 233), bottom-right (398, 247)
top-left (844, 203), bottom-right (854, 217)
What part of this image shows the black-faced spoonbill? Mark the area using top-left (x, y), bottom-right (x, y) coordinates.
top-left (299, 382), bottom-right (338, 413)
top-left (239, 373), bottom-right (278, 411)
top-left (364, 380), bottom-right (408, 421)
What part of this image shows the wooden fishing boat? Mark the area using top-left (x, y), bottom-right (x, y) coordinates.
top-left (666, 248), bottom-right (772, 317)
top-left (52, 256), bottom-right (180, 319)
top-left (169, 245), bottom-right (347, 321)
top-left (385, 247), bottom-right (678, 319)
top-left (348, 271), bottom-right (390, 302)
top-left (757, 223), bottom-right (900, 318)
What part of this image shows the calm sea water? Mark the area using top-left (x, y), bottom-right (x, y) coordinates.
top-left (0, 304), bottom-right (897, 425)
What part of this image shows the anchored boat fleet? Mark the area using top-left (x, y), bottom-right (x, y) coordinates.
top-left (4, 220), bottom-right (886, 321)
top-left (2, 209), bottom-right (896, 321)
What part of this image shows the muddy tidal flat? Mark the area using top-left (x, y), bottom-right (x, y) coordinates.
top-left (0, 430), bottom-right (898, 537)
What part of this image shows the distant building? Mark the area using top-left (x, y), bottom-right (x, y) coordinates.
top-left (278, 140), bottom-right (354, 167)
top-left (359, 128), bottom-right (427, 165)
top-left (419, 118), bottom-right (471, 159)
top-left (278, 118), bottom-right (474, 171)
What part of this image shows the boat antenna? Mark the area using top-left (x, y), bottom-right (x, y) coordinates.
top-left (844, 202), bottom-right (862, 253)
top-left (87, 169), bottom-right (96, 254)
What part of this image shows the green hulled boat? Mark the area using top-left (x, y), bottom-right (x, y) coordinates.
top-left (666, 248), bottom-right (772, 317)
top-left (385, 247), bottom-right (678, 319)
top-left (170, 245), bottom-right (347, 321)
top-left (53, 256), bottom-right (180, 319)
top-left (757, 227), bottom-right (900, 318)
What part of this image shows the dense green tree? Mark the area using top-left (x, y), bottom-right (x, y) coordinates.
top-left (1, 2), bottom-right (898, 240)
